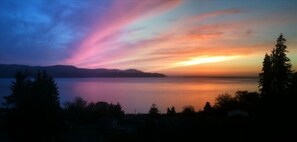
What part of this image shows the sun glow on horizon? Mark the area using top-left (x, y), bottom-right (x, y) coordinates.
top-left (173, 56), bottom-right (241, 67)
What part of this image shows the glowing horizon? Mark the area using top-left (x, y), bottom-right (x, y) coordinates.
top-left (174, 56), bottom-right (241, 67)
top-left (0, 0), bottom-right (296, 76)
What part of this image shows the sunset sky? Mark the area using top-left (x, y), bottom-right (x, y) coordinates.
top-left (0, 0), bottom-right (296, 76)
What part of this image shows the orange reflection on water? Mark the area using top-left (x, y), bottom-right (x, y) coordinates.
top-left (58, 77), bottom-right (258, 113)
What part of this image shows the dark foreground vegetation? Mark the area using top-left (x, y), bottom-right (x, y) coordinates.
top-left (0, 34), bottom-right (296, 141)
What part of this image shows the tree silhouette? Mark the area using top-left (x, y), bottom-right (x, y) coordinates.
top-left (32, 71), bottom-right (60, 116)
top-left (289, 72), bottom-right (297, 94)
top-left (234, 91), bottom-right (260, 114)
top-left (171, 106), bottom-right (176, 114)
top-left (214, 93), bottom-right (237, 111)
top-left (4, 71), bottom-right (60, 111)
top-left (4, 71), bottom-right (31, 108)
top-left (3, 71), bottom-right (61, 141)
top-left (271, 34), bottom-right (292, 94)
top-left (109, 102), bottom-right (125, 117)
top-left (167, 106), bottom-right (176, 115)
top-left (182, 105), bottom-right (195, 115)
top-left (148, 103), bottom-right (160, 116)
top-left (64, 97), bottom-right (124, 125)
top-left (259, 53), bottom-right (273, 97)
top-left (64, 97), bottom-right (88, 124)
top-left (65, 97), bottom-right (87, 110)
top-left (203, 102), bottom-right (212, 113)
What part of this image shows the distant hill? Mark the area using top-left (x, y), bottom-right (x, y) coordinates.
top-left (0, 64), bottom-right (166, 78)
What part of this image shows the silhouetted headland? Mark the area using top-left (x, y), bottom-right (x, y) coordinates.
top-left (0, 64), bottom-right (166, 78)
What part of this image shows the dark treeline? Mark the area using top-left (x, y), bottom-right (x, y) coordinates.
top-left (0, 34), bottom-right (296, 141)
top-left (63, 97), bottom-right (124, 124)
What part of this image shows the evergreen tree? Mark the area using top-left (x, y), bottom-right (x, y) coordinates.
top-left (290, 72), bottom-right (297, 94)
top-left (170, 106), bottom-right (176, 114)
top-left (259, 53), bottom-right (273, 96)
top-left (4, 71), bottom-right (61, 141)
top-left (182, 105), bottom-right (195, 114)
top-left (166, 106), bottom-right (176, 115)
top-left (149, 103), bottom-right (160, 116)
top-left (4, 71), bottom-right (60, 111)
top-left (4, 71), bottom-right (31, 108)
top-left (32, 71), bottom-right (60, 113)
top-left (271, 34), bottom-right (292, 94)
top-left (203, 102), bottom-right (212, 113)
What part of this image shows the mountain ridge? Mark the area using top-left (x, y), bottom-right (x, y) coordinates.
top-left (0, 64), bottom-right (166, 78)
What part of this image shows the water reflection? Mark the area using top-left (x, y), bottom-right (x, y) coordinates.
top-left (56, 78), bottom-right (258, 113)
top-left (0, 78), bottom-right (258, 113)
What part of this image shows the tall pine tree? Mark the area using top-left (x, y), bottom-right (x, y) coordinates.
top-left (259, 53), bottom-right (273, 96)
top-left (4, 71), bottom-right (31, 108)
top-left (271, 34), bottom-right (292, 94)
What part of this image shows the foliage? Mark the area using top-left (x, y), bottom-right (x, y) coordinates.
top-left (167, 106), bottom-right (176, 115)
top-left (259, 53), bottom-right (273, 96)
top-left (234, 91), bottom-right (260, 112)
top-left (259, 34), bottom-right (293, 95)
top-left (64, 97), bottom-right (124, 124)
top-left (214, 93), bottom-right (237, 111)
top-left (289, 72), bottom-right (297, 94)
top-left (3, 71), bottom-right (61, 141)
top-left (203, 102), bottom-right (212, 113)
top-left (148, 103), bottom-right (160, 116)
top-left (182, 105), bottom-right (195, 114)
top-left (214, 91), bottom-right (260, 116)
top-left (4, 71), bottom-right (31, 108)
top-left (270, 34), bottom-right (292, 94)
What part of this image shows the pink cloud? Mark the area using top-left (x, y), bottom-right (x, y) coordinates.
top-left (65, 0), bottom-right (181, 66)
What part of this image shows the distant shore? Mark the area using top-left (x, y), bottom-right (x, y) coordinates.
top-left (0, 64), bottom-right (166, 78)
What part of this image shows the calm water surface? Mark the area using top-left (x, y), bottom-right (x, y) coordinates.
top-left (0, 77), bottom-right (258, 113)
